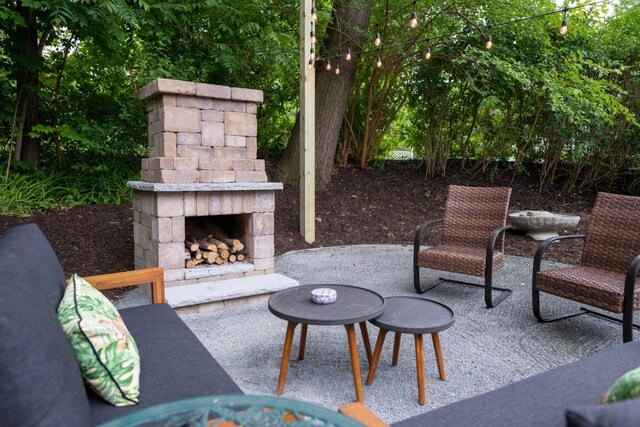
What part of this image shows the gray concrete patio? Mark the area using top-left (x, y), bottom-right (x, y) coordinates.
top-left (118, 245), bottom-right (634, 423)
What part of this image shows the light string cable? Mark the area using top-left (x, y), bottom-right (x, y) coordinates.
top-left (311, 0), bottom-right (609, 68)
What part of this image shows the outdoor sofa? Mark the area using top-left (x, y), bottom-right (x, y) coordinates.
top-left (1, 223), bottom-right (639, 426)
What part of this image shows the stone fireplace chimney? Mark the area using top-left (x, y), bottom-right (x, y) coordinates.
top-left (128, 78), bottom-right (298, 311)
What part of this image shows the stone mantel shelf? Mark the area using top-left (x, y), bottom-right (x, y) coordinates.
top-left (128, 181), bottom-right (283, 192)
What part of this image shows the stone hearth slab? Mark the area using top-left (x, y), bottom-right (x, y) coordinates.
top-left (128, 181), bottom-right (282, 192)
top-left (165, 273), bottom-right (299, 308)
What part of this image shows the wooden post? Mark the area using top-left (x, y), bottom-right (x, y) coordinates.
top-left (300, 0), bottom-right (315, 243)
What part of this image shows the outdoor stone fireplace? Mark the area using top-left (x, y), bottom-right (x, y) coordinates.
top-left (128, 78), bottom-right (297, 309)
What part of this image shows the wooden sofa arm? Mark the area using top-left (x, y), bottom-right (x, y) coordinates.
top-left (339, 402), bottom-right (390, 427)
top-left (84, 268), bottom-right (165, 304)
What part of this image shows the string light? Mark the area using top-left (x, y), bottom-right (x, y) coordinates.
top-left (310, 29), bottom-right (316, 44)
top-left (310, 1), bottom-right (317, 24)
top-left (409, 11), bottom-right (419, 29)
top-left (325, 59), bottom-right (332, 71)
top-left (374, 24), bottom-right (382, 47)
top-left (425, 47), bottom-right (432, 60)
top-left (335, 64), bottom-right (341, 75)
top-left (560, 8), bottom-right (568, 35)
top-left (345, 47), bottom-right (352, 61)
top-left (484, 34), bottom-right (493, 49)
top-left (310, 47), bottom-right (315, 61)
top-left (376, 52), bottom-right (383, 68)
top-left (308, 59), bottom-right (314, 69)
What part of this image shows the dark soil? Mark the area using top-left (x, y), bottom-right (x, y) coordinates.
top-left (1, 161), bottom-right (597, 279)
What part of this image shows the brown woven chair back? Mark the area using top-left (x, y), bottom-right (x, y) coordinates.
top-left (581, 192), bottom-right (640, 273)
top-left (441, 185), bottom-right (512, 251)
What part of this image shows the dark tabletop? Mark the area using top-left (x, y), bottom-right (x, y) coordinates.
top-left (370, 296), bottom-right (455, 334)
top-left (268, 284), bottom-right (385, 325)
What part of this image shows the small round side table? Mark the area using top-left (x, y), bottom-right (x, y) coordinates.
top-left (366, 296), bottom-right (455, 405)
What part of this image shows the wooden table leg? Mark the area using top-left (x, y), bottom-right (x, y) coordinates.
top-left (359, 322), bottom-right (373, 365)
top-left (366, 329), bottom-right (387, 385)
top-left (392, 332), bottom-right (402, 366)
top-left (414, 334), bottom-right (426, 406)
top-left (346, 324), bottom-right (364, 403)
top-left (298, 324), bottom-right (308, 361)
top-left (432, 332), bottom-right (446, 380)
top-left (277, 321), bottom-right (298, 395)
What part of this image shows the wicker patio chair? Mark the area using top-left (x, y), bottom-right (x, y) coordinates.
top-left (413, 185), bottom-right (513, 308)
top-left (532, 192), bottom-right (640, 343)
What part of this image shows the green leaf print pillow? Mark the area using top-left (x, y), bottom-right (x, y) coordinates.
top-left (57, 274), bottom-right (140, 406)
top-left (602, 367), bottom-right (640, 404)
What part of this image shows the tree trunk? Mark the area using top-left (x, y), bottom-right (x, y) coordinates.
top-left (277, 0), bottom-right (374, 189)
top-left (13, 2), bottom-right (42, 164)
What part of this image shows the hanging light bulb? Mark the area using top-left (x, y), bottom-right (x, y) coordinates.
top-left (325, 59), bottom-right (331, 71)
top-left (310, 30), bottom-right (316, 44)
top-left (374, 31), bottom-right (382, 47)
top-left (308, 59), bottom-right (314, 70)
top-left (310, 5), bottom-right (317, 23)
top-left (335, 65), bottom-right (341, 75)
top-left (560, 9), bottom-right (568, 35)
top-left (345, 47), bottom-right (352, 61)
top-left (409, 11), bottom-right (419, 29)
top-left (310, 47), bottom-right (315, 61)
top-left (425, 47), bottom-right (432, 60)
top-left (485, 34), bottom-right (493, 49)
top-left (376, 54), bottom-right (383, 68)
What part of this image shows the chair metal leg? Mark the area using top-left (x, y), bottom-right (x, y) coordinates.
top-left (427, 277), bottom-right (512, 308)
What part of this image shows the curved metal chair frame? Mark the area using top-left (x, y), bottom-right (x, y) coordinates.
top-left (532, 236), bottom-right (640, 343)
top-left (413, 221), bottom-right (512, 308)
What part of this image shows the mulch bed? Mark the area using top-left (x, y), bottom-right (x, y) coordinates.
top-left (1, 161), bottom-right (597, 279)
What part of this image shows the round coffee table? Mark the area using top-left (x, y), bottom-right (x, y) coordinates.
top-left (366, 296), bottom-right (455, 405)
top-left (268, 284), bottom-right (385, 403)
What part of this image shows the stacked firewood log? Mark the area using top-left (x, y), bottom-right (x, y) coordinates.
top-left (184, 235), bottom-right (246, 268)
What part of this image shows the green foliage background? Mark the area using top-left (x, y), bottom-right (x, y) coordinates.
top-left (0, 0), bottom-right (638, 214)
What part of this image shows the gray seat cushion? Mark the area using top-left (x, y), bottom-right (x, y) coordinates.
top-left (566, 398), bottom-right (640, 427)
top-left (0, 224), bottom-right (92, 427)
top-left (88, 303), bottom-right (243, 425)
top-left (393, 341), bottom-right (640, 427)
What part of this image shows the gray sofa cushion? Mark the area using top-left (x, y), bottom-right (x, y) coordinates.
top-left (566, 399), bottom-right (640, 427)
top-left (0, 224), bottom-right (92, 427)
top-left (88, 303), bottom-right (243, 425)
top-left (393, 341), bottom-right (640, 427)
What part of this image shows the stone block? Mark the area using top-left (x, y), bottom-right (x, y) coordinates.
top-left (220, 193), bottom-right (233, 214)
top-left (164, 268), bottom-right (185, 283)
top-left (152, 217), bottom-right (172, 243)
top-left (236, 171), bottom-right (267, 183)
top-left (255, 191), bottom-right (275, 212)
top-left (174, 305), bottom-right (200, 315)
top-left (177, 132), bottom-right (201, 146)
top-left (213, 147), bottom-right (246, 160)
top-left (141, 192), bottom-right (157, 215)
top-left (148, 107), bottom-right (160, 123)
top-left (158, 242), bottom-right (185, 269)
top-left (171, 216), bottom-right (185, 243)
top-left (209, 193), bottom-right (223, 215)
top-left (249, 212), bottom-right (274, 236)
top-left (153, 132), bottom-right (177, 157)
top-left (196, 192), bottom-right (210, 216)
top-left (173, 157), bottom-right (199, 170)
top-left (211, 100), bottom-right (245, 112)
top-left (177, 145), bottom-right (214, 159)
top-left (225, 135), bottom-right (246, 147)
top-left (176, 95), bottom-right (213, 110)
top-left (196, 83), bottom-right (231, 99)
top-left (156, 193), bottom-right (184, 217)
top-left (252, 257), bottom-right (274, 270)
top-left (243, 270), bottom-right (265, 278)
top-left (140, 212), bottom-right (152, 227)
top-left (254, 159), bottom-right (265, 171)
top-left (147, 241), bottom-right (159, 265)
top-left (243, 192), bottom-right (255, 212)
top-left (166, 279), bottom-right (198, 288)
top-left (199, 159), bottom-right (234, 170)
top-left (147, 157), bottom-right (174, 171)
top-left (140, 170), bottom-right (155, 182)
top-left (184, 192), bottom-right (197, 216)
top-left (141, 158), bottom-right (150, 171)
top-left (134, 244), bottom-right (144, 261)
top-left (139, 78), bottom-right (196, 101)
top-left (231, 87), bottom-right (264, 103)
top-left (232, 192), bottom-right (244, 214)
top-left (201, 110), bottom-right (224, 122)
top-left (162, 106), bottom-right (201, 133)
top-left (246, 103), bottom-right (257, 114)
top-left (202, 122), bottom-right (224, 146)
top-left (160, 94), bottom-right (177, 107)
top-left (225, 112), bottom-right (257, 136)
top-left (200, 170), bottom-right (235, 183)
top-left (157, 170), bottom-right (200, 183)
top-left (232, 159), bottom-right (256, 171)
top-left (149, 121), bottom-right (163, 136)
top-left (246, 137), bottom-right (257, 159)
top-left (249, 235), bottom-right (275, 258)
